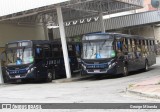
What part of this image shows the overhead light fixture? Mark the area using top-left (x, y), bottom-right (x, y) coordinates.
top-left (73, 20), bottom-right (78, 25)
top-left (155, 23), bottom-right (160, 27)
top-left (46, 21), bottom-right (59, 29)
top-left (9, 12), bottom-right (38, 20)
top-left (47, 25), bottom-right (59, 29)
top-left (66, 22), bottom-right (71, 26)
top-left (87, 18), bottom-right (92, 22)
top-left (80, 19), bottom-right (85, 23)
top-left (94, 17), bottom-right (99, 21)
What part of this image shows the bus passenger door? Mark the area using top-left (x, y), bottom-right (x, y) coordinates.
top-left (127, 52), bottom-right (136, 71)
top-left (34, 46), bottom-right (46, 79)
top-left (134, 51), bottom-right (143, 69)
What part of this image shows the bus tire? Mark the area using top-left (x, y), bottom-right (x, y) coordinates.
top-left (80, 70), bottom-right (86, 76)
top-left (52, 70), bottom-right (56, 80)
top-left (46, 71), bottom-right (53, 82)
top-left (144, 60), bottom-right (149, 72)
top-left (122, 65), bottom-right (128, 77)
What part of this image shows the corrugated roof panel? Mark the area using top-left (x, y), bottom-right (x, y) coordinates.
top-left (0, 0), bottom-right (69, 16)
top-left (53, 11), bottom-right (160, 37)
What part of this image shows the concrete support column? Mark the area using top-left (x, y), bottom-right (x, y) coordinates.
top-left (99, 12), bottom-right (105, 33)
top-left (152, 25), bottom-right (156, 40)
top-left (43, 15), bottom-right (49, 40)
top-left (0, 61), bottom-right (4, 84)
top-left (43, 24), bottom-right (49, 40)
top-left (56, 6), bottom-right (71, 79)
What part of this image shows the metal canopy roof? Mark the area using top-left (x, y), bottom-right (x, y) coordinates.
top-left (0, 0), bottom-right (70, 17)
top-left (0, 0), bottom-right (143, 24)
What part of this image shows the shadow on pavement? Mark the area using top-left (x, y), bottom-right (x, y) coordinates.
top-left (3, 67), bottom-right (157, 85)
top-left (78, 67), bottom-right (157, 81)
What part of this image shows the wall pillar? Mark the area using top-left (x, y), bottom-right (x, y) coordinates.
top-left (99, 12), bottom-right (105, 33)
top-left (56, 6), bottom-right (71, 78)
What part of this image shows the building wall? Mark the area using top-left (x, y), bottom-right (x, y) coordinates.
top-left (0, 23), bottom-right (46, 47)
top-left (154, 26), bottom-right (160, 41)
top-left (131, 26), bottom-right (154, 38)
top-left (137, 0), bottom-right (156, 13)
top-left (122, 25), bottom-right (158, 40)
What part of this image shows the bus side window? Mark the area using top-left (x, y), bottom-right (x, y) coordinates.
top-left (128, 39), bottom-right (132, 52)
top-left (35, 47), bottom-right (43, 58)
top-left (132, 39), bottom-right (135, 52)
top-left (128, 53), bottom-right (133, 59)
top-left (142, 40), bottom-right (145, 54)
top-left (75, 44), bottom-right (81, 57)
top-left (150, 40), bottom-right (152, 52)
top-left (59, 45), bottom-right (63, 57)
top-left (151, 40), bottom-right (155, 53)
top-left (68, 44), bottom-right (75, 56)
top-left (116, 38), bottom-right (124, 59)
top-left (136, 40), bottom-right (140, 52)
top-left (116, 38), bottom-right (122, 52)
top-left (52, 44), bottom-right (61, 58)
top-left (43, 44), bottom-right (52, 58)
top-left (147, 40), bottom-right (150, 52)
top-left (153, 40), bottom-right (155, 53)
top-left (122, 38), bottom-right (128, 52)
top-left (145, 40), bottom-right (148, 53)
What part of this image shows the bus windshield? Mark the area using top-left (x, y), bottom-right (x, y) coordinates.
top-left (82, 40), bottom-right (115, 59)
top-left (6, 48), bottom-right (33, 65)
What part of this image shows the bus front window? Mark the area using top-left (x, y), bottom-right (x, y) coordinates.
top-left (83, 40), bottom-right (115, 59)
top-left (6, 48), bottom-right (33, 65)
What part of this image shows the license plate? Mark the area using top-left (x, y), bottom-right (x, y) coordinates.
top-left (94, 70), bottom-right (100, 73)
top-left (15, 75), bottom-right (20, 78)
top-left (16, 79), bottom-right (22, 83)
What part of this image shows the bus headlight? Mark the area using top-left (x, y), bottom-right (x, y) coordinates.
top-left (27, 69), bottom-right (31, 73)
top-left (77, 58), bottom-right (81, 63)
top-left (108, 62), bottom-right (116, 69)
top-left (31, 68), bottom-right (34, 71)
top-left (6, 70), bottom-right (9, 75)
top-left (112, 62), bottom-right (116, 66)
top-left (27, 67), bottom-right (36, 73)
top-left (109, 64), bottom-right (112, 68)
top-left (82, 64), bottom-right (86, 70)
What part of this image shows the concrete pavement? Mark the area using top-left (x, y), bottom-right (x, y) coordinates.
top-left (126, 56), bottom-right (160, 100)
top-left (0, 65), bottom-right (160, 103)
top-left (127, 75), bottom-right (160, 99)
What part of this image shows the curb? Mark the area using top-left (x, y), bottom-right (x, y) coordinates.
top-left (52, 75), bottom-right (91, 83)
top-left (127, 88), bottom-right (160, 100)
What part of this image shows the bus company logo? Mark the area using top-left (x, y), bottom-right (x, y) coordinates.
top-left (94, 62), bottom-right (99, 64)
top-left (1, 104), bottom-right (42, 109)
top-left (2, 104), bottom-right (11, 109)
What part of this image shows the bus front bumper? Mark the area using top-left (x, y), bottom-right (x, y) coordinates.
top-left (5, 69), bottom-right (36, 80)
top-left (82, 65), bottom-right (117, 75)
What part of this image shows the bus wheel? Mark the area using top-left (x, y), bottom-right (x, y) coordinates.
top-left (52, 70), bottom-right (56, 80)
top-left (46, 71), bottom-right (53, 82)
top-left (144, 61), bottom-right (149, 72)
top-left (123, 65), bottom-right (128, 77)
top-left (80, 70), bottom-right (86, 76)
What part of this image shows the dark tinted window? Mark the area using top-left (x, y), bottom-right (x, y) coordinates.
top-left (68, 44), bottom-right (76, 56)
top-left (35, 46), bottom-right (43, 58)
top-left (43, 44), bottom-right (52, 58)
top-left (52, 44), bottom-right (61, 58)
